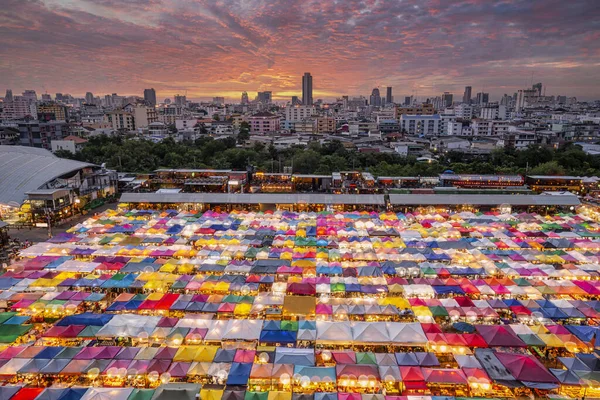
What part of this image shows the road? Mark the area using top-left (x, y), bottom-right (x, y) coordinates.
top-left (7, 203), bottom-right (117, 243)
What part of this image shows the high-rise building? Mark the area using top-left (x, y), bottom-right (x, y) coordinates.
top-left (144, 88), bottom-right (157, 107)
top-left (291, 96), bottom-right (301, 106)
top-left (55, 93), bottom-right (63, 102)
top-left (532, 82), bottom-right (543, 97)
top-left (257, 91), bottom-right (272, 104)
top-left (22, 90), bottom-right (38, 102)
top-left (85, 92), bottom-right (94, 105)
top-left (476, 92), bottom-right (489, 105)
top-left (386, 87), bottom-right (393, 104)
top-left (212, 97), bottom-right (225, 105)
top-left (302, 72), bottom-right (313, 105)
top-left (174, 95), bottom-right (187, 106)
top-left (4, 89), bottom-right (13, 102)
top-left (370, 88), bottom-right (381, 107)
top-left (404, 96), bottom-right (412, 106)
top-left (442, 92), bottom-right (453, 107)
top-left (241, 92), bottom-right (249, 105)
top-left (462, 86), bottom-right (472, 104)
top-left (41, 94), bottom-right (51, 101)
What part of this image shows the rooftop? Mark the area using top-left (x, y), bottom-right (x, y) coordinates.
top-left (0, 146), bottom-right (95, 206)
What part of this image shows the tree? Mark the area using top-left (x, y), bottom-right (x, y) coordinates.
top-left (237, 121), bottom-right (250, 144)
top-left (54, 149), bottom-right (76, 159)
top-left (530, 161), bottom-right (566, 176)
top-left (213, 114), bottom-right (220, 121)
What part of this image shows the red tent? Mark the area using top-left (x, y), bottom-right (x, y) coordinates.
top-left (495, 352), bottom-right (559, 383)
top-left (475, 325), bottom-right (526, 347)
top-left (11, 388), bottom-right (45, 400)
top-left (422, 368), bottom-right (468, 385)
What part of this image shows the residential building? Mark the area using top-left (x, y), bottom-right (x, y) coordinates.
top-left (144, 88), bottom-right (157, 106)
top-left (285, 105), bottom-right (315, 122)
top-left (454, 104), bottom-right (473, 119)
top-left (85, 92), bottom-right (94, 104)
top-left (51, 135), bottom-right (88, 154)
top-left (241, 92), bottom-right (249, 105)
top-left (248, 112), bottom-right (280, 134)
top-left (104, 109), bottom-right (135, 131)
top-left (36, 102), bottom-right (69, 122)
top-left (516, 89), bottom-right (539, 112)
top-left (470, 119), bottom-right (510, 136)
top-left (439, 113), bottom-right (457, 135)
top-left (18, 120), bottom-right (69, 149)
top-left (1, 98), bottom-right (37, 120)
top-left (175, 119), bottom-right (198, 131)
top-left (400, 114), bottom-right (441, 135)
top-left (315, 117), bottom-right (336, 134)
top-left (302, 72), bottom-right (313, 105)
top-left (294, 120), bottom-right (314, 134)
top-left (133, 104), bottom-right (158, 129)
top-left (480, 105), bottom-right (508, 120)
top-left (4, 89), bottom-right (13, 102)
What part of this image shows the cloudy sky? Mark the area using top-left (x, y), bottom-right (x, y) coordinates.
top-left (1, 0), bottom-right (599, 102)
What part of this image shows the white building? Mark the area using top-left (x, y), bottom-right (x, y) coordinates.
top-left (132, 105), bottom-right (158, 129)
top-left (175, 119), bottom-right (198, 131)
top-left (480, 105), bottom-right (508, 120)
top-left (400, 115), bottom-right (441, 136)
top-left (50, 135), bottom-right (88, 154)
top-left (454, 104), bottom-right (473, 119)
top-left (1, 98), bottom-right (37, 120)
top-left (285, 105), bottom-right (315, 122)
top-left (471, 119), bottom-right (510, 136)
top-left (439, 113), bottom-right (457, 135)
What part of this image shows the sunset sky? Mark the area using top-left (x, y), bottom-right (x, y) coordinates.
top-left (1, 0), bottom-right (599, 102)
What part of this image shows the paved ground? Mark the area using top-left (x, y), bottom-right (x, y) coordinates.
top-left (7, 203), bottom-right (117, 243)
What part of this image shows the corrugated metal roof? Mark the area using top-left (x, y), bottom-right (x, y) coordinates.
top-left (0, 146), bottom-right (95, 206)
top-left (119, 192), bottom-right (386, 205)
top-left (389, 194), bottom-right (580, 206)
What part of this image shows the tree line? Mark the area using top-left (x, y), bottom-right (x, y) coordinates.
top-left (54, 135), bottom-right (600, 177)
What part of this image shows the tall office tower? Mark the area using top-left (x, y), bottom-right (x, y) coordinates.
top-left (241, 92), bottom-right (249, 104)
top-left (85, 92), bottom-right (94, 104)
top-left (370, 88), bottom-right (381, 107)
top-left (442, 92), bottom-right (453, 107)
top-left (302, 72), bottom-right (313, 105)
top-left (4, 89), bottom-right (13, 102)
top-left (532, 82), bottom-right (543, 97)
top-left (144, 88), bottom-right (157, 106)
top-left (463, 86), bottom-right (472, 104)
top-left (386, 87), bottom-right (393, 104)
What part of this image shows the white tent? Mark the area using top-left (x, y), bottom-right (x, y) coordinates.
top-left (316, 321), bottom-right (352, 344)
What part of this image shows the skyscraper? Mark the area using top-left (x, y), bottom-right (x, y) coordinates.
top-left (404, 96), bottom-right (412, 106)
top-left (442, 92), bottom-right (453, 107)
top-left (257, 91), bottom-right (272, 104)
top-left (462, 86), bottom-right (472, 104)
top-left (4, 89), bottom-right (13, 102)
top-left (302, 72), bottom-right (313, 105)
top-left (85, 92), bottom-right (94, 105)
top-left (476, 92), bottom-right (489, 105)
top-left (241, 92), bottom-right (249, 105)
top-left (144, 88), bottom-right (157, 106)
top-left (386, 87), bottom-right (393, 104)
top-left (370, 88), bottom-right (381, 107)
top-left (532, 82), bottom-right (543, 97)
top-left (291, 96), bottom-right (300, 105)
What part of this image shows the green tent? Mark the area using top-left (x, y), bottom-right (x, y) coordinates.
top-left (0, 312), bottom-right (17, 324)
top-left (518, 333), bottom-right (546, 347)
top-left (280, 320), bottom-right (298, 331)
top-left (355, 352), bottom-right (377, 365)
top-left (78, 325), bottom-right (102, 338)
top-left (0, 324), bottom-right (32, 343)
top-left (244, 392), bottom-right (268, 400)
top-left (429, 306), bottom-right (449, 317)
top-left (128, 389), bottom-right (155, 400)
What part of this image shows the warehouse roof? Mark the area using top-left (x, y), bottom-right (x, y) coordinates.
top-left (389, 194), bottom-right (580, 206)
top-left (0, 146), bottom-right (95, 206)
top-left (119, 192), bottom-right (386, 205)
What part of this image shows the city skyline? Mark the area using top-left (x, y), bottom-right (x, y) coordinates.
top-left (1, 0), bottom-right (600, 101)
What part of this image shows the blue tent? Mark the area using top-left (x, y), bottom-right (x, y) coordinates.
top-left (57, 312), bottom-right (113, 327)
top-left (226, 362), bottom-right (252, 385)
top-left (259, 330), bottom-right (297, 343)
top-left (35, 346), bottom-right (64, 359)
top-left (566, 325), bottom-right (597, 343)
